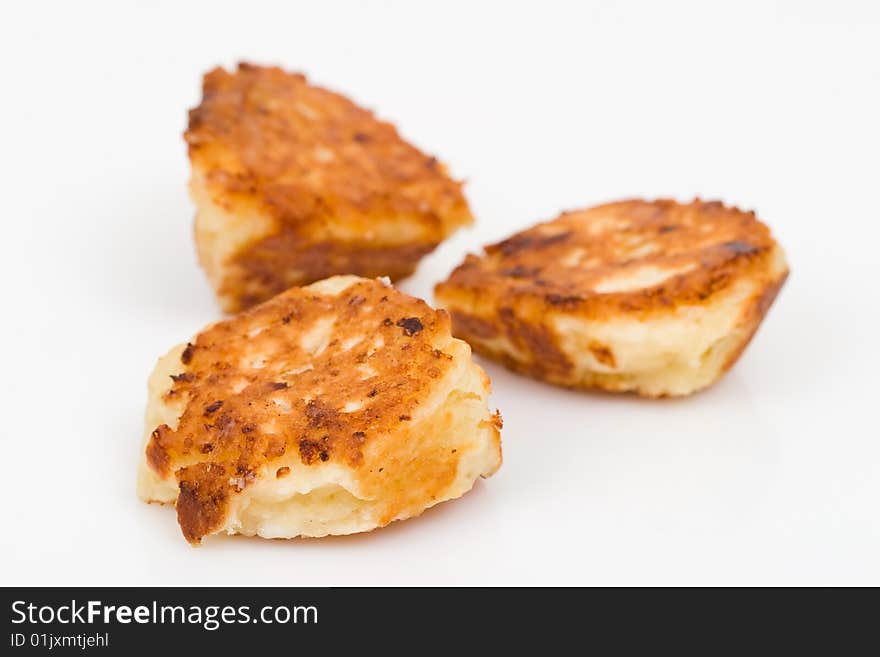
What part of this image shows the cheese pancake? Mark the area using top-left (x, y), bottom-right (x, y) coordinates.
top-left (435, 199), bottom-right (788, 397)
top-left (186, 63), bottom-right (473, 312)
top-left (138, 276), bottom-right (501, 544)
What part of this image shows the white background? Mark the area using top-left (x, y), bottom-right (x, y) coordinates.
top-left (2, 0), bottom-right (878, 586)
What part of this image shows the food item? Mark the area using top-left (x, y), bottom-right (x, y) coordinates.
top-left (138, 276), bottom-right (502, 544)
top-left (435, 199), bottom-right (788, 397)
top-left (185, 63), bottom-right (473, 312)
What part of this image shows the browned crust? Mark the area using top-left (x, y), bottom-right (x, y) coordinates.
top-left (145, 425), bottom-right (172, 477)
top-left (144, 278), bottom-right (469, 543)
top-left (225, 234), bottom-right (434, 310)
top-left (176, 464), bottom-right (230, 544)
top-left (588, 342), bottom-right (616, 368)
top-left (449, 312), bottom-right (499, 341)
top-left (186, 63), bottom-right (473, 310)
top-left (498, 307), bottom-right (573, 379)
top-left (186, 63), bottom-right (472, 232)
top-left (436, 199), bottom-right (781, 321)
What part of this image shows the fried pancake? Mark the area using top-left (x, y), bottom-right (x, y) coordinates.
top-left (435, 199), bottom-right (788, 397)
top-left (185, 63), bottom-right (473, 312)
top-left (138, 276), bottom-right (502, 544)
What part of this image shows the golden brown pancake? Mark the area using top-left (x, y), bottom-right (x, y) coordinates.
top-left (138, 276), bottom-right (501, 544)
top-left (185, 63), bottom-right (474, 312)
top-left (435, 199), bottom-right (788, 397)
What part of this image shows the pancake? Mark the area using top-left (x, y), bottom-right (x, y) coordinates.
top-left (138, 276), bottom-right (501, 544)
top-left (186, 63), bottom-right (473, 312)
top-left (435, 199), bottom-right (788, 397)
